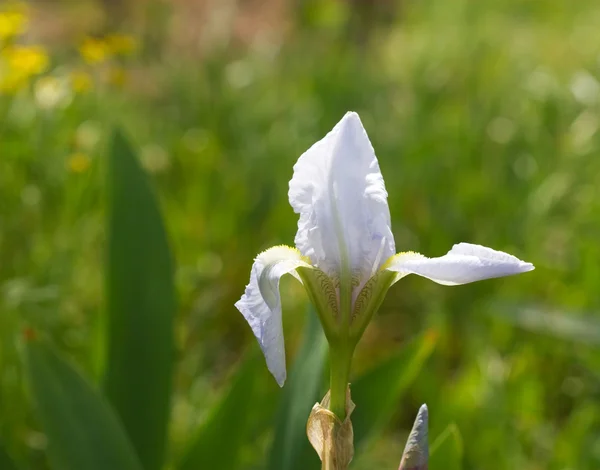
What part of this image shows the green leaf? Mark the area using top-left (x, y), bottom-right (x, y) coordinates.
top-left (177, 352), bottom-right (260, 470)
top-left (352, 331), bottom-right (437, 448)
top-left (104, 130), bottom-right (175, 470)
top-left (24, 338), bottom-right (143, 470)
top-left (430, 424), bottom-right (463, 470)
top-left (491, 304), bottom-right (600, 346)
top-left (0, 441), bottom-right (18, 470)
top-left (267, 308), bottom-right (328, 470)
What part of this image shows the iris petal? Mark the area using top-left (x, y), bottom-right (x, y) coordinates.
top-left (384, 243), bottom-right (534, 286)
top-left (288, 112), bottom-right (395, 286)
top-left (235, 246), bottom-right (310, 385)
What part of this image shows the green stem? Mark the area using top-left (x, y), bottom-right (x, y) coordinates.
top-left (328, 342), bottom-right (353, 420)
top-left (323, 342), bottom-right (354, 470)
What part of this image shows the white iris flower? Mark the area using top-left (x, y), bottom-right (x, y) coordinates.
top-left (236, 112), bottom-right (533, 386)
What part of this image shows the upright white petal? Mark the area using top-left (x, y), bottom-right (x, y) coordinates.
top-left (235, 246), bottom-right (310, 386)
top-left (288, 112), bottom-right (395, 286)
top-left (385, 243), bottom-right (534, 286)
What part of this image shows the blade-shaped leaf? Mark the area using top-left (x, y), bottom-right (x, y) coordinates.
top-left (267, 308), bottom-right (328, 470)
top-left (491, 304), bottom-right (600, 346)
top-left (104, 130), bottom-right (175, 470)
top-left (430, 424), bottom-right (463, 470)
top-left (352, 331), bottom-right (437, 448)
top-left (177, 352), bottom-right (260, 470)
top-left (24, 338), bottom-right (143, 470)
top-left (0, 442), bottom-right (18, 470)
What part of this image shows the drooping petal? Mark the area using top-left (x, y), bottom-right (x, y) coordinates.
top-left (288, 112), bottom-right (395, 286)
top-left (235, 246), bottom-right (310, 386)
top-left (384, 243), bottom-right (534, 286)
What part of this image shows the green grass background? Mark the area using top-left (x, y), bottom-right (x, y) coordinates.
top-left (1, 0), bottom-right (600, 468)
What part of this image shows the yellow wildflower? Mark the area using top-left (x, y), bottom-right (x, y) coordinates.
top-left (67, 153), bottom-right (91, 173)
top-left (3, 45), bottom-right (49, 76)
top-left (0, 45), bottom-right (48, 93)
top-left (70, 70), bottom-right (93, 93)
top-left (79, 37), bottom-right (109, 64)
top-left (105, 33), bottom-right (138, 56)
top-left (0, 11), bottom-right (27, 40)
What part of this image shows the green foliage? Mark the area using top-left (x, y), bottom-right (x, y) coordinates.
top-left (1, 0), bottom-right (600, 469)
top-left (104, 131), bottom-right (175, 470)
top-left (24, 338), bottom-right (143, 470)
top-left (177, 352), bottom-right (260, 470)
top-left (430, 424), bottom-right (463, 470)
top-left (352, 333), bottom-right (437, 449)
top-left (0, 442), bottom-right (18, 470)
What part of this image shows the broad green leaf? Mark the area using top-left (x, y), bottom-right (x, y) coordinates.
top-left (104, 130), bottom-right (175, 470)
top-left (430, 424), bottom-right (463, 470)
top-left (352, 331), bottom-right (437, 448)
top-left (24, 338), bottom-right (143, 470)
top-left (177, 352), bottom-right (260, 470)
top-left (0, 442), bottom-right (18, 470)
top-left (268, 308), bottom-right (328, 470)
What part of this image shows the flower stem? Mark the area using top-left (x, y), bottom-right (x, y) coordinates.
top-left (328, 342), bottom-right (353, 421)
top-left (322, 343), bottom-right (354, 470)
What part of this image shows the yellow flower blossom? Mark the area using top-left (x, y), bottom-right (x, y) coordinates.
top-left (79, 37), bottom-right (109, 64)
top-left (67, 153), bottom-right (91, 173)
top-left (0, 44), bottom-right (48, 93)
top-left (0, 11), bottom-right (27, 40)
top-left (105, 33), bottom-right (138, 56)
top-left (3, 45), bottom-right (49, 76)
top-left (70, 70), bottom-right (93, 93)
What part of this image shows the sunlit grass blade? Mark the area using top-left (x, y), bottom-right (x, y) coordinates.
top-left (177, 352), bottom-right (260, 470)
top-left (491, 304), bottom-right (600, 346)
top-left (430, 423), bottom-right (463, 470)
top-left (267, 308), bottom-right (328, 470)
top-left (24, 337), bottom-right (143, 470)
top-left (104, 129), bottom-right (175, 470)
top-left (352, 331), bottom-right (437, 449)
top-left (0, 442), bottom-right (18, 470)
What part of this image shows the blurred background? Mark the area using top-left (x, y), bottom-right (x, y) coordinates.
top-left (1, 0), bottom-right (600, 468)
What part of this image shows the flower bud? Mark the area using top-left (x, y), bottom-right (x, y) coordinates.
top-left (399, 404), bottom-right (428, 470)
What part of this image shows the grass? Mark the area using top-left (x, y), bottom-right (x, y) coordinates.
top-left (2, 0), bottom-right (600, 468)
